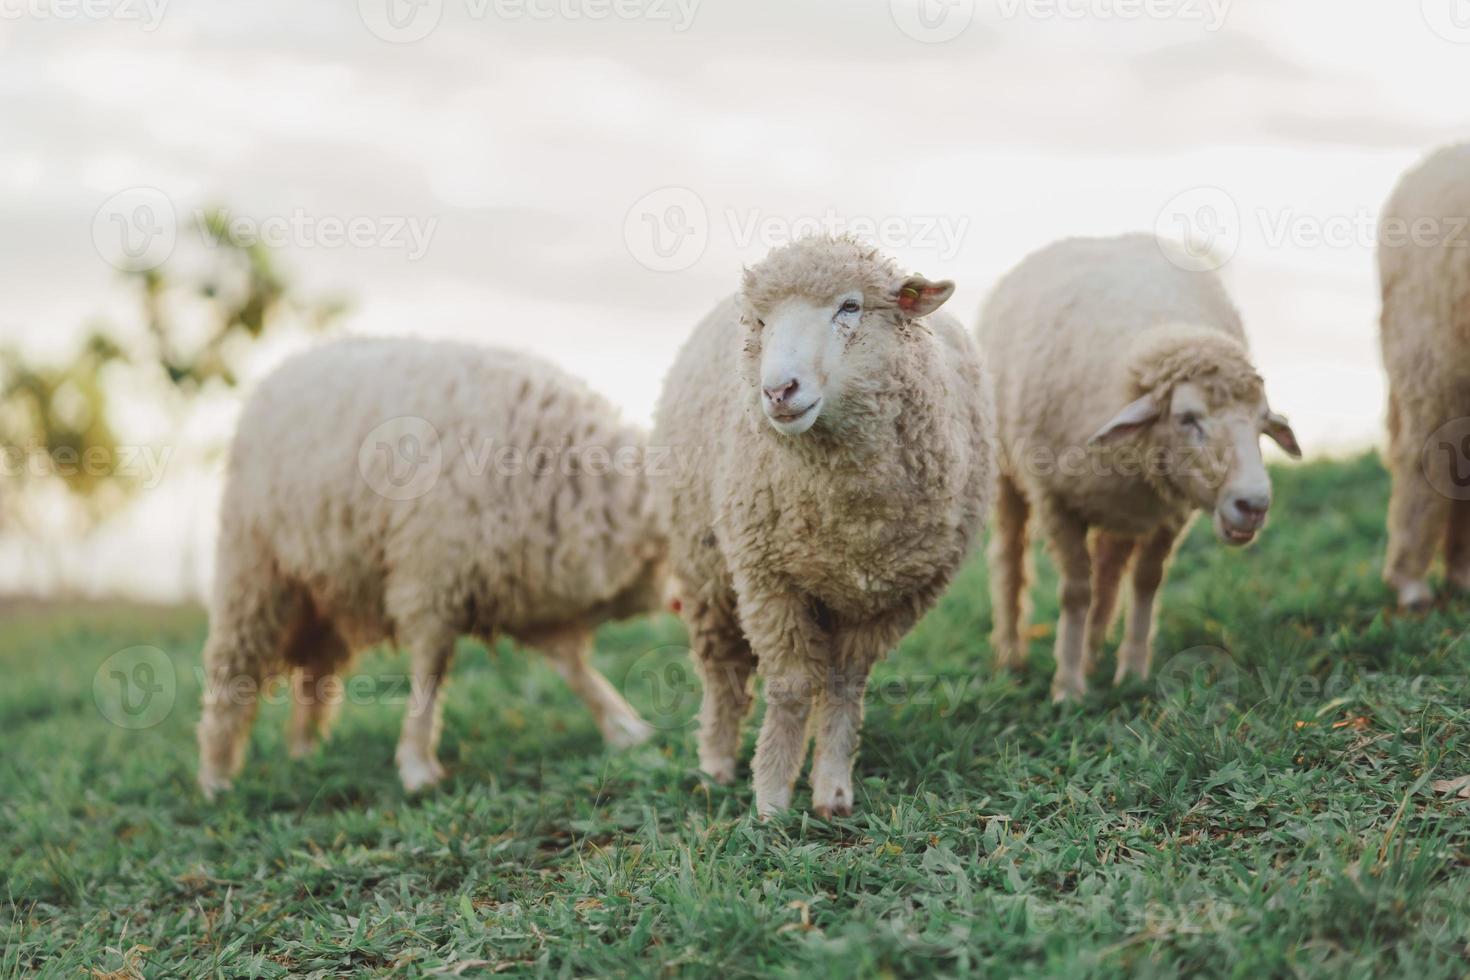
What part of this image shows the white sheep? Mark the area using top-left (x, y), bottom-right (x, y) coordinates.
top-left (1378, 143), bottom-right (1470, 610)
top-left (977, 234), bottom-right (1300, 701)
top-left (197, 338), bottom-right (662, 797)
top-left (652, 235), bottom-right (995, 818)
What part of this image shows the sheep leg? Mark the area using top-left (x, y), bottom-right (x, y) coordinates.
top-left (1384, 394), bottom-right (1451, 610)
top-left (285, 614), bottom-right (351, 759)
top-left (396, 628), bottom-right (457, 793)
top-left (197, 575), bottom-right (299, 798)
top-left (988, 472), bottom-right (1032, 672)
top-left (1114, 522), bottom-right (1183, 684)
top-left (690, 607), bottom-right (756, 785)
top-left (1085, 531), bottom-right (1137, 675)
top-left (741, 589), bottom-right (824, 817)
top-left (1445, 498), bottom-right (1470, 592)
top-left (1042, 500), bottom-right (1092, 703)
top-left (536, 628), bottom-right (654, 749)
top-left (809, 620), bottom-right (902, 819)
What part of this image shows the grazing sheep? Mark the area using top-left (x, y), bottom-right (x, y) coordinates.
top-left (652, 236), bottom-right (995, 818)
top-left (978, 234), bottom-right (1300, 702)
top-left (1379, 144), bottom-right (1470, 610)
top-left (197, 338), bottom-right (662, 797)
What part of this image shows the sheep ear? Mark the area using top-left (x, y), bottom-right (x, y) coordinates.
top-left (1265, 410), bottom-right (1302, 458)
top-left (1088, 394), bottom-right (1161, 446)
top-left (891, 276), bottom-right (954, 317)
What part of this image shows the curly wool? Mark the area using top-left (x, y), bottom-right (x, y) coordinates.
top-left (196, 337), bottom-right (665, 794)
top-left (1377, 143), bottom-right (1470, 600)
top-left (979, 233), bottom-right (1254, 528)
top-left (660, 238), bottom-right (993, 636)
top-left (1126, 325), bottom-right (1263, 406)
top-left (212, 337), bottom-right (663, 651)
top-left (739, 234), bottom-right (904, 315)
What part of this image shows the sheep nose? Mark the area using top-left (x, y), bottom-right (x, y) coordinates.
top-left (1231, 493), bottom-right (1270, 525)
top-left (763, 378), bottom-right (799, 406)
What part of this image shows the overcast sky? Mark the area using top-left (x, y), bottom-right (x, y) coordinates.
top-left (2, 0), bottom-right (1468, 597)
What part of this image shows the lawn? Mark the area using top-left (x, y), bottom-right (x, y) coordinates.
top-left (3, 453), bottom-right (1469, 978)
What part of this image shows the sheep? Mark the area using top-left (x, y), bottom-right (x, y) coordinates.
top-left (651, 235), bottom-right (995, 818)
top-left (196, 338), bottom-right (663, 797)
top-left (1378, 144), bottom-right (1470, 610)
top-left (977, 233), bottom-right (1301, 702)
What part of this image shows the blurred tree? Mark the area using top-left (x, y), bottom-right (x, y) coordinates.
top-left (0, 208), bottom-right (348, 588)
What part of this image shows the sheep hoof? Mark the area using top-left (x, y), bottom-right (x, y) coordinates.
top-left (813, 789), bottom-right (852, 820)
top-left (198, 773), bottom-right (233, 801)
top-left (397, 753), bottom-right (446, 793)
top-left (602, 714), bottom-right (655, 750)
top-left (1050, 677), bottom-right (1086, 704)
top-left (1396, 581), bottom-right (1433, 612)
top-left (699, 761), bottom-right (737, 785)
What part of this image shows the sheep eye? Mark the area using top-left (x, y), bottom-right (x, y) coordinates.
top-left (838, 299), bottom-right (861, 315)
top-left (1178, 413), bottom-right (1202, 431)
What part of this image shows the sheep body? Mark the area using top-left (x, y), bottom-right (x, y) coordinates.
top-left (1378, 144), bottom-right (1470, 609)
top-left (197, 337), bottom-right (661, 796)
top-left (653, 236), bottom-right (994, 816)
top-left (979, 233), bottom-right (1297, 699)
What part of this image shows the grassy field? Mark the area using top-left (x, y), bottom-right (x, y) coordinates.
top-left (3, 452), bottom-right (1469, 977)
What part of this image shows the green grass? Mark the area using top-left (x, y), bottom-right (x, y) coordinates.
top-left (4, 453), bottom-right (1469, 977)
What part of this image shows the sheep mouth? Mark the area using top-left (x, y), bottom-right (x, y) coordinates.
top-left (1213, 512), bottom-right (1259, 547)
top-left (765, 398), bottom-right (821, 429)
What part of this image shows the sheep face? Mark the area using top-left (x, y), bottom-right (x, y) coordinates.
top-left (1091, 380), bottom-right (1301, 547)
top-left (739, 273), bottom-right (954, 437)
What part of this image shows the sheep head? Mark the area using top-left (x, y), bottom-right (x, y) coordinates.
top-left (1088, 325), bottom-right (1301, 547)
top-left (737, 235), bottom-right (953, 437)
